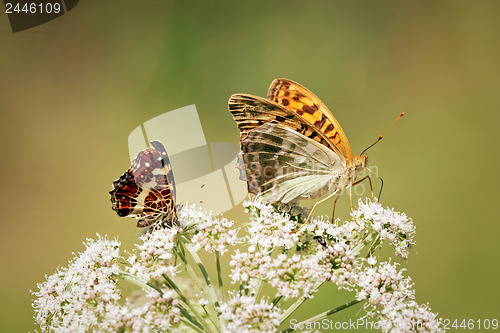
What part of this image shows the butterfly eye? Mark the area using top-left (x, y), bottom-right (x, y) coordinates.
top-left (354, 156), bottom-right (367, 168)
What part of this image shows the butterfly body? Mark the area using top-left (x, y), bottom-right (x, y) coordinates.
top-left (230, 79), bottom-right (367, 205)
top-left (110, 140), bottom-right (177, 228)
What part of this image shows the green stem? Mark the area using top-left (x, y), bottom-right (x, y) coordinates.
top-left (118, 272), bottom-right (156, 293)
top-left (366, 234), bottom-right (381, 258)
top-left (353, 232), bottom-right (373, 254)
top-left (272, 295), bottom-right (283, 309)
top-left (279, 281), bottom-right (323, 325)
top-left (215, 251), bottom-right (225, 302)
top-left (162, 274), bottom-right (214, 333)
top-left (281, 298), bottom-right (365, 333)
top-left (254, 279), bottom-right (263, 299)
top-left (279, 294), bottom-right (309, 326)
top-left (129, 274), bottom-right (206, 332)
top-left (178, 316), bottom-right (205, 333)
top-left (177, 305), bottom-right (204, 332)
top-left (187, 246), bottom-right (220, 307)
top-left (187, 248), bottom-right (223, 331)
top-left (176, 245), bottom-right (222, 332)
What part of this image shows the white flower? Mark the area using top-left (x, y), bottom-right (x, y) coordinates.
top-left (102, 289), bottom-right (181, 332)
top-left (376, 300), bottom-right (444, 333)
top-left (244, 198), bottom-right (301, 251)
top-left (33, 201), bottom-right (443, 333)
top-left (355, 259), bottom-right (414, 308)
top-left (219, 294), bottom-right (282, 333)
top-left (32, 235), bottom-right (122, 332)
top-left (353, 258), bottom-right (444, 332)
top-left (315, 246), bottom-right (356, 289)
top-left (230, 249), bottom-right (328, 298)
top-left (229, 250), bottom-right (272, 284)
top-left (352, 199), bottom-right (416, 258)
top-left (126, 226), bottom-right (179, 282)
top-left (180, 204), bottom-right (242, 255)
top-left (301, 216), bottom-right (362, 289)
top-left (268, 253), bottom-right (324, 298)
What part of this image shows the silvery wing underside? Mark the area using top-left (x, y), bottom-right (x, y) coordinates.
top-left (238, 122), bottom-right (351, 203)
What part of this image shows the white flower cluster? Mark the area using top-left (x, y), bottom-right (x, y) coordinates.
top-left (180, 204), bottom-right (241, 255)
top-left (314, 244), bottom-right (356, 289)
top-left (33, 234), bottom-right (183, 332)
top-left (354, 258), bottom-right (443, 332)
top-left (104, 290), bottom-right (181, 332)
top-left (229, 250), bottom-right (271, 283)
top-left (33, 199), bottom-right (442, 333)
top-left (229, 251), bottom-right (324, 298)
top-left (304, 217), bottom-right (360, 289)
top-left (219, 294), bottom-right (281, 333)
top-left (377, 300), bottom-right (443, 333)
top-left (126, 225), bottom-right (179, 282)
top-left (355, 259), bottom-right (415, 308)
top-left (268, 253), bottom-right (324, 298)
top-left (244, 198), bottom-right (301, 251)
top-left (33, 235), bottom-right (122, 332)
top-left (352, 199), bottom-right (416, 258)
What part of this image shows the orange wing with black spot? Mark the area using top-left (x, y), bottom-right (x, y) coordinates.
top-left (267, 79), bottom-right (353, 160)
top-left (228, 93), bottom-right (340, 154)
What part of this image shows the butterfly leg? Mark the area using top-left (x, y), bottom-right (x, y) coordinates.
top-left (292, 191), bottom-right (338, 234)
top-left (330, 195), bottom-right (339, 223)
top-left (352, 175), bottom-right (375, 201)
top-left (349, 185), bottom-right (354, 211)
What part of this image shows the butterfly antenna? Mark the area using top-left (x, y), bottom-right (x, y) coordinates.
top-left (360, 136), bottom-right (382, 155)
top-left (360, 112), bottom-right (404, 155)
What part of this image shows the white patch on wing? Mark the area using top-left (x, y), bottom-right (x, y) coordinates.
top-left (152, 168), bottom-right (166, 176)
top-left (128, 189), bottom-right (151, 214)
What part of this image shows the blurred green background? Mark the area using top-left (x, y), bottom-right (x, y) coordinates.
top-left (1, 1), bottom-right (499, 331)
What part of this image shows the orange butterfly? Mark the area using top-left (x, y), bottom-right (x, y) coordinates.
top-left (229, 79), bottom-right (382, 224)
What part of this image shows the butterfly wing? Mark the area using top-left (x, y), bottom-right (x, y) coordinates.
top-left (268, 78), bottom-right (353, 160)
top-left (229, 94), bottom-right (338, 153)
top-left (110, 140), bottom-right (177, 227)
top-left (150, 140), bottom-right (176, 204)
top-left (239, 122), bottom-right (347, 203)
